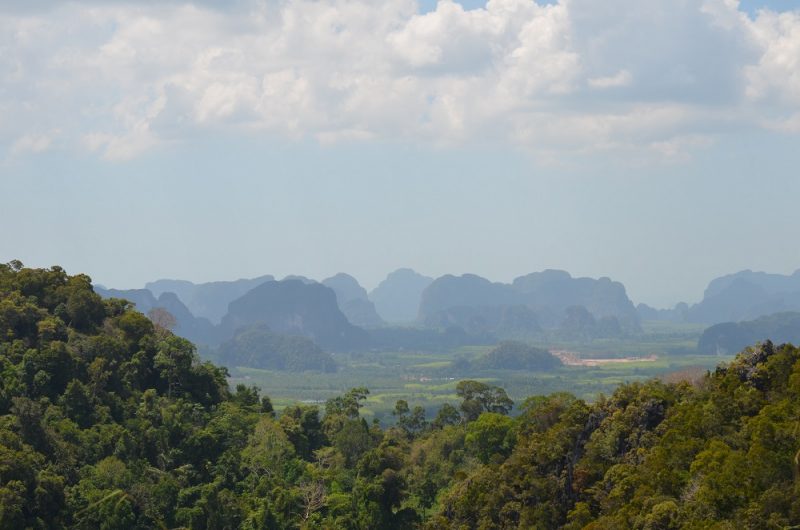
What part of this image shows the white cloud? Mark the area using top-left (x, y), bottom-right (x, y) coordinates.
top-left (1, 0), bottom-right (799, 162)
top-left (588, 69), bottom-right (632, 89)
top-left (744, 9), bottom-right (800, 105)
top-left (11, 132), bottom-right (55, 154)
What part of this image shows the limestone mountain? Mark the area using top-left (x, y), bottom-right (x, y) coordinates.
top-left (418, 274), bottom-right (520, 320)
top-left (94, 286), bottom-right (215, 344)
top-left (636, 302), bottom-right (688, 323)
top-left (321, 273), bottom-right (384, 327)
top-left (418, 270), bottom-right (640, 333)
top-left (369, 268), bottom-right (434, 323)
top-left (697, 311), bottom-right (800, 355)
top-left (512, 270), bottom-right (639, 329)
top-left (321, 273), bottom-right (368, 303)
top-left (704, 269), bottom-right (800, 299)
top-left (423, 304), bottom-right (542, 336)
top-left (339, 299), bottom-right (385, 327)
top-left (144, 279), bottom-right (196, 303)
top-left (280, 275), bottom-right (317, 284)
top-left (472, 340), bottom-right (561, 371)
top-left (146, 275), bottom-right (275, 324)
top-left (216, 322), bottom-right (337, 372)
top-left (684, 269), bottom-right (800, 324)
top-left (219, 279), bottom-right (369, 350)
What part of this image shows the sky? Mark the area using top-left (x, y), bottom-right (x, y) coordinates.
top-left (2, 0), bottom-right (800, 309)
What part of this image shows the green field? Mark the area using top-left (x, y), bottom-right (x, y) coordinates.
top-left (224, 322), bottom-right (733, 424)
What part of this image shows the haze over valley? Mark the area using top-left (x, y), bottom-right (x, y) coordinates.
top-left (95, 266), bottom-right (800, 361)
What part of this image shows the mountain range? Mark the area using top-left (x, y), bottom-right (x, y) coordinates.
top-left (637, 269), bottom-right (800, 325)
top-left (95, 268), bottom-right (800, 356)
top-left (146, 275), bottom-right (274, 324)
top-left (419, 270), bottom-right (640, 333)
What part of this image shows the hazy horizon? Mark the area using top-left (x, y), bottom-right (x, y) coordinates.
top-left (3, 0), bottom-right (800, 310)
top-left (70, 264), bottom-right (799, 311)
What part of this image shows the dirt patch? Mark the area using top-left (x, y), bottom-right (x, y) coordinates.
top-left (551, 350), bottom-right (659, 367)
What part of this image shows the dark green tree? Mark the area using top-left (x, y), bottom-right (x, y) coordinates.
top-left (456, 380), bottom-right (514, 422)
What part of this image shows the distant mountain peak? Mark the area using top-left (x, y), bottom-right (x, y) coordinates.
top-left (369, 268), bottom-right (434, 323)
top-left (145, 275), bottom-right (275, 324)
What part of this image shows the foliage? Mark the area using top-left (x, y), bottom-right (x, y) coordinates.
top-left (393, 399), bottom-right (428, 434)
top-left (430, 339), bottom-right (800, 528)
top-left (472, 340), bottom-right (562, 371)
top-left (456, 379), bottom-right (514, 422)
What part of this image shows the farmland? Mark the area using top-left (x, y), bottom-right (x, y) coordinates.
top-left (223, 321), bottom-right (734, 423)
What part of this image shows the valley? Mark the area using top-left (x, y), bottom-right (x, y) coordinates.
top-left (218, 326), bottom-right (734, 424)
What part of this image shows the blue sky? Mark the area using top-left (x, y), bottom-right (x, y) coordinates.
top-left (2, 0), bottom-right (800, 308)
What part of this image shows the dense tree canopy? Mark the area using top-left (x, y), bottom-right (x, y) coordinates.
top-left (2, 262), bottom-right (800, 528)
top-left (429, 340), bottom-right (800, 528)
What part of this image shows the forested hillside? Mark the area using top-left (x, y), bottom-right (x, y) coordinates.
top-left (1, 262), bottom-right (799, 529)
top-left (429, 339), bottom-right (800, 528)
top-left (698, 311), bottom-right (800, 355)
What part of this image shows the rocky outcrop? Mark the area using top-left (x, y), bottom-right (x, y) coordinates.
top-left (219, 280), bottom-right (368, 350)
top-left (322, 273), bottom-right (384, 327)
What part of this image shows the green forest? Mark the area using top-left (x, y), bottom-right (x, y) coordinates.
top-left (1, 262), bottom-right (799, 529)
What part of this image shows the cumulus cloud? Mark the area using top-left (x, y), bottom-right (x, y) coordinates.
top-left (745, 9), bottom-right (800, 105)
top-left (1, 0), bottom-right (799, 161)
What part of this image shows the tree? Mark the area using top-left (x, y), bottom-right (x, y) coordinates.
top-left (456, 380), bottom-right (514, 422)
top-left (393, 400), bottom-right (427, 433)
top-left (326, 387), bottom-right (369, 419)
top-left (334, 419), bottom-right (372, 468)
top-left (280, 403), bottom-right (325, 460)
top-left (296, 479), bottom-right (326, 528)
top-left (241, 417), bottom-right (295, 486)
top-left (147, 307), bottom-right (177, 338)
top-left (402, 407), bottom-right (428, 433)
top-left (431, 403), bottom-right (461, 429)
top-left (465, 412), bottom-right (516, 464)
top-left (261, 395), bottom-right (275, 417)
top-left (392, 399), bottom-right (409, 418)
top-left (419, 478), bottom-right (438, 524)
top-left (233, 384), bottom-right (260, 407)
top-left (154, 335), bottom-right (197, 399)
